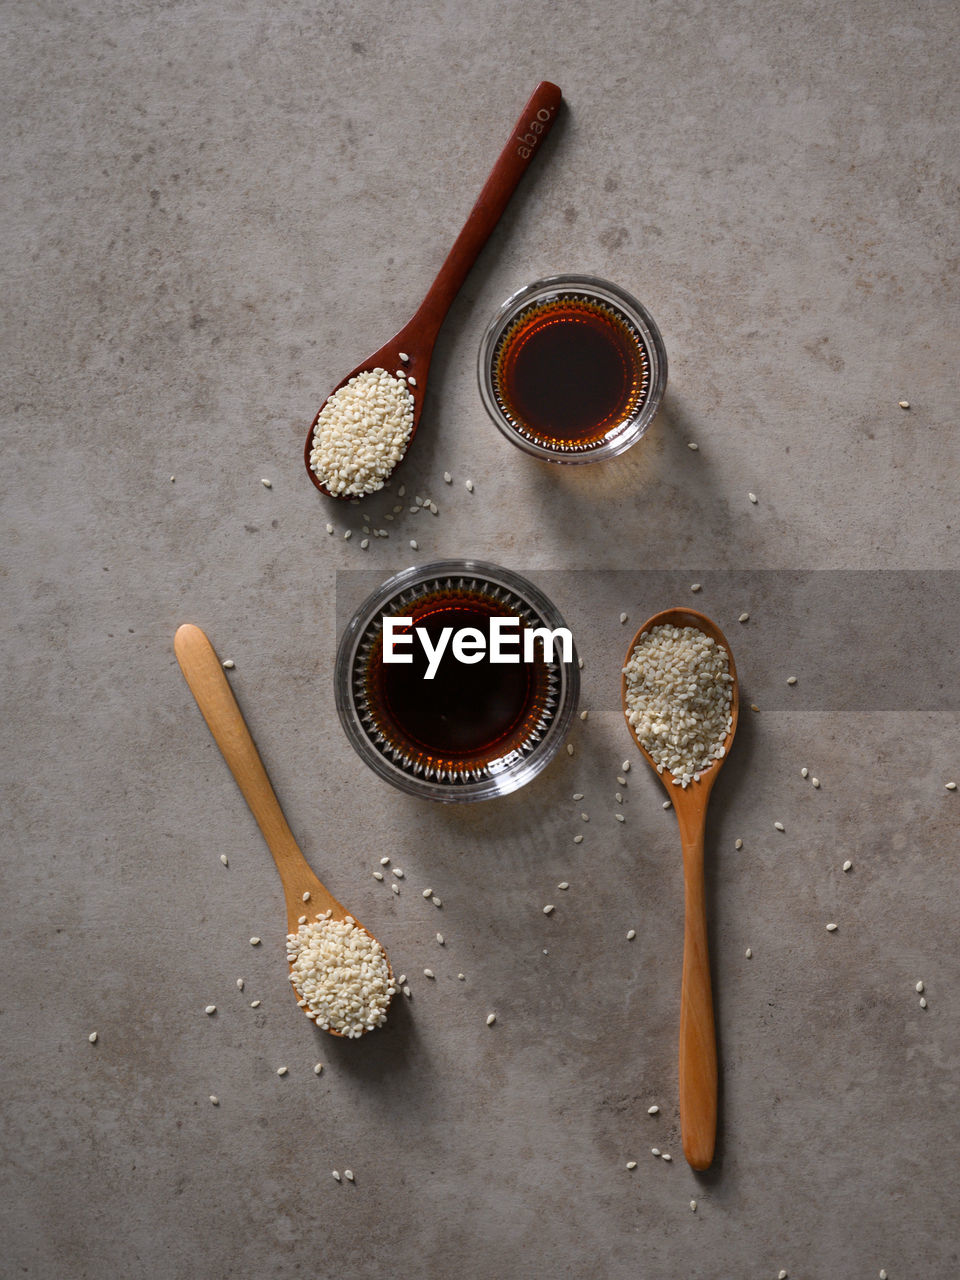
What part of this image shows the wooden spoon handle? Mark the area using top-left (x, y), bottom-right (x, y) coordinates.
top-left (408, 80), bottom-right (562, 343)
top-left (677, 816), bottom-right (718, 1170)
top-left (174, 624), bottom-right (311, 886)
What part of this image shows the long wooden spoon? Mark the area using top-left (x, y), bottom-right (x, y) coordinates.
top-left (621, 608), bottom-right (740, 1170)
top-left (174, 623), bottom-right (392, 1036)
top-left (304, 79), bottom-right (563, 499)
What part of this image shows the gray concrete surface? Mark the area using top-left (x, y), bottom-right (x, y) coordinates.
top-left (2, 1), bottom-right (959, 1276)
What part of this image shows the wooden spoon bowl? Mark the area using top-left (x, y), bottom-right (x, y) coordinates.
top-left (174, 623), bottom-right (393, 1036)
top-left (304, 80), bottom-right (563, 500)
top-left (621, 608), bottom-right (740, 1169)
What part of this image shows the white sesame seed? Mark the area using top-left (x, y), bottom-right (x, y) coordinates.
top-left (302, 891), bottom-right (310, 902)
top-left (465, 479), bottom-right (474, 492)
top-left (409, 539), bottom-right (418, 550)
top-left (615, 813), bottom-right (625, 823)
top-left (787, 676), bottom-right (797, 686)
top-left (236, 978), bottom-right (244, 990)
top-left (735, 838), bottom-right (743, 850)
top-left (443, 471), bottom-right (452, 483)
top-left (898, 399), bottom-right (909, 410)
top-left (332, 1170), bottom-right (341, 1181)
top-left (566, 743), bottom-right (574, 756)
top-left (739, 612), bottom-right (749, 623)
top-left (392, 868), bottom-right (404, 879)
top-left (690, 583), bottom-right (702, 593)
top-left (344, 1169), bottom-right (355, 1181)
top-left (458, 973), bottom-right (465, 980)
top-left (391, 883), bottom-right (400, 894)
top-left (222, 660), bottom-right (235, 670)
top-left (662, 800), bottom-right (672, 809)
top-left (360, 538), bottom-right (369, 549)
top-left (209, 1095), bottom-right (219, 1105)
top-left (250, 999), bottom-right (261, 1008)
top-left (812, 777), bottom-right (820, 788)
top-left (326, 523), bottom-right (334, 534)
top-left (572, 792), bottom-right (584, 801)
top-left (170, 475), bottom-right (175, 482)
top-left (314, 1063), bottom-right (323, 1074)
top-left (745, 947), bottom-right (752, 958)
top-left (380, 856), bottom-right (390, 865)
top-left (801, 767), bottom-right (809, 778)
top-left (261, 478), bottom-right (272, 488)
top-left (879, 1271), bottom-right (887, 1280)
top-left (397, 975), bottom-right (406, 985)
top-left (205, 1005), bottom-right (216, 1015)
top-left (843, 860), bottom-right (852, 871)
top-left (826, 922), bottom-right (838, 932)
top-left (779, 1272), bottom-right (788, 1279)
top-left (915, 981), bottom-right (924, 993)
top-left (543, 904), bottom-right (555, 915)
top-left (219, 854), bottom-right (228, 866)
top-left (298, 915), bottom-right (307, 924)
top-left (422, 888), bottom-right (433, 897)
top-left (407, 376), bottom-right (416, 386)
top-left (395, 369), bottom-right (405, 380)
top-left (581, 812), bottom-right (589, 822)
top-left (398, 352), bottom-right (409, 363)
top-left (619, 612), bottom-right (628, 624)
top-left (661, 1152), bottom-right (672, 1162)
top-left (651, 1148), bottom-right (660, 1157)
top-left (622, 760), bottom-right (631, 773)
top-left (627, 929), bottom-right (636, 940)
top-left (436, 933), bottom-right (444, 944)
top-left (432, 896), bottom-right (442, 907)
top-left (343, 530), bottom-right (352, 541)
top-left (398, 485), bottom-right (405, 496)
top-left (423, 968), bottom-right (435, 978)
top-left (372, 871), bottom-right (383, 880)
top-left (277, 1066), bottom-right (288, 1076)
top-left (690, 1200), bottom-right (697, 1212)
top-left (486, 1013), bottom-right (496, 1026)
top-left (774, 822), bottom-right (784, 832)
top-left (573, 834), bottom-right (583, 844)
top-left (687, 441), bottom-right (699, 451)
top-left (946, 781), bottom-right (957, 790)
top-left (647, 1104), bottom-right (658, 1114)
top-left (920, 996), bottom-right (927, 1008)
top-left (558, 882), bottom-right (569, 890)
top-left (579, 709), bottom-right (588, 721)
top-left (615, 792), bottom-right (622, 803)
top-left (578, 656), bottom-right (584, 669)
top-left (403, 986), bottom-right (411, 998)
top-left (626, 1161), bottom-right (637, 1170)
top-left (88, 1031), bottom-right (98, 1044)
top-left (748, 492), bottom-right (758, 504)
top-left (617, 776), bottom-right (627, 786)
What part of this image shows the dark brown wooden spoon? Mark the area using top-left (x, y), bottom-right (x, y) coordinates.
top-left (304, 80), bottom-right (562, 499)
top-left (621, 608), bottom-right (740, 1170)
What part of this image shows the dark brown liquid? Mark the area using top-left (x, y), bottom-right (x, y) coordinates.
top-left (361, 586), bottom-right (555, 775)
top-left (494, 295), bottom-right (649, 450)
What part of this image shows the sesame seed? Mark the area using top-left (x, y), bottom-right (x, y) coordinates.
top-left (465, 479), bottom-right (474, 492)
top-left (391, 883), bottom-right (400, 894)
top-left (409, 539), bottom-right (418, 550)
top-left (407, 376), bottom-right (417, 386)
top-left (787, 676), bottom-right (797, 686)
top-left (277, 1066), bottom-right (288, 1076)
top-left (543, 904), bottom-right (555, 915)
top-left (573, 834), bottom-right (583, 844)
top-left (915, 981), bottom-right (924, 993)
top-left (622, 761), bottom-right (631, 773)
top-left (647, 1104), bottom-right (658, 1114)
top-left (222, 659), bottom-right (235, 670)
top-left (687, 442), bottom-right (699, 451)
top-left (738, 612), bottom-right (749, 622)
top-left (88, 1031), bottom-right (98, 1044)
top-left (619, 612), bottom-right (628, 624)
top-left (423, 969), bottom-right (435, 979)
top-left (626, 1161), bottom-right (637, 1170)
top-left (298, 915), bottom-right (307, 924)
top-left (558, 882), bottom-right (569, 890)
top-left (372, 871), bottom-right (383, 880)
top-left (205, 1005), bottom-right (216, 1015)
top-left (399, 352), bottom-right (409, 363)
top-left (250, 937), bottom-right (261, 945)
top-left (779, 1272), bottom-right (788, 1279)
top-left (398, 486), bottom-right (405, 496)
top-left (326, 523), bottom-right (334, 534)
top-left (581, 812), bottom-right (589, 822)
top-left (617, 775), bottom-right (627, 785)
top-left (947, 782), bottom-right (957, 791)
top-left (332, 1170), bottom-right (341, 1181)
top-left (486, 1013), bottom-right (496, 1026)
top-left (250, 999), bottom-right (261, 1008)
top-left (651, 1148), bottom-right (660, 1157)
top-left (219, 854), bottom-right (228, 866)
top-left (395, 369), bottom-right (405, 380)
top-left (566, 743), bottom-right (574, 756)
top-left (826, 922), bottom-right (838, 932)
top-left (690, 1200), bottom-right (697, 1212)
top-left (572, 793), bottom-right (584, 801)
top-left (879, 1272), bottom-right (888, 1279)
top-left (422, 888), bottom-right (433, 897)
top-left (458, 973), bottom-right (465, 980)
top-left (237, 978), bottom-right (244, 990)
top-left (579, 709), bottom-right (588, 721)
top-left (261, 478), bottom-right (272, 488)
top-left (735, 838), bottom-right (743, 850)
top-left (403, 986), bottom-right (411, 998)
top-left (344, 1170), bottom-right (355, 1182)
top-left (170, 475), bottom-right (175, 482)
top-left (360, 538), bottom-right (369, 549)
top-left (748, 492), bottom-right (758, 504)
top-left (443, 471), bottom-right (452, 483)
top-left (436, 933), bottom-right (444, 944)
top-left (812, 777), bottom-right (820, 788)
top-left (843, 860), bottom-right (852, 872)
top-left (801, 767), bottom-right (808, 778)
top-left (627, 929), bottom-right (636, 940)
top-left (751, 703), bottom-right (760, 712)
top-left (774, 822), bottom-right (784, 832)
top-left (432, 896), bottom-right (442, 907)
top-left (920, 996), bottom-right (927, 1008)
top-left (898, 399), bottom-right (909, 409)
top-left (745, 947), bottom-right (752, 958)
top-left (302, 891), bottom-right (310, 902)
top-left (615, 793), bottom-right (623, 803)
top-left (578, 656), bottom-right (584, 669)
top-left (380, 857), bottom-right (390, 865)
top-left (663, 800), bottom-right (672, 809)
top-left (209, 1095), bottom-right (219, 1105)
top-left (314, 1063), bottom-right (323, 1074)
top-left (690, 583), bottom-right (702, 593)
top-left (615, 813), bottom-right (625, 823)
top-left (661, 1153), bottom-right (672, 1162)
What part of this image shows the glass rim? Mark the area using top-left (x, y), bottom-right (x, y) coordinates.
top-left (334, 559), bottom-right (581, 803)
top-left (477, 274), bottom-right (667, 464)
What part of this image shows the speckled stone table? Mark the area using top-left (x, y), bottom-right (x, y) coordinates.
top-left (2, 2), bottom-right (958, 1276)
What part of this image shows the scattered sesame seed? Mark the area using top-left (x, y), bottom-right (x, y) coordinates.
top-left (615, 793), bottom-right (623, 803)
top-left (209, 1095), bottom-right (219, 1105)
top-left (879, 1271), bottom-right (887, 1279)
top-left (486, 1013), bottom-right (496, 1026)
top-left (745, 947), bottom-right (753, 958)
top-left (205, 1005), bottom-right (216, 1015)
top-left (380, 857), bottom-right (390, 866)
top-left (735, 838), bottom-right (743, 850)
top-left (566, 743), bottom-right (575, 756)
top-left (622, 760), bottom-right (631, 773)
top-left (88, 1031), bottom-right (98, 1044)
top-left (915, 981), bottom-right (924, 993)
top-left (261, 478), bottom-right (272, 488)
top-left (343, 530), bottom-right (352, 541)
top-left (617, 776), bottom-right (627, 786)
top-left (276, 1066), bottom-right (288, 1076)
top-left (391, 868), bottom-right (404, 879)
top-left (432, 896), bottom-right (442, 907)
top-left (843, 860), bottom-right (852, 872)
top-left (360, 538), bottom-right (369, 549)
top-left (627, 929), bottom-right (636, 941)
top-left (579, 709), bottom-right (589, 721)
top-left (403, 986), bottom-right (411, 998)
top-left (578, 656), bottom-right (584, 669)
top-left (573, 834), bottom-right (583, 844)
top-left (779, 1272), bottom-right (788, 1279)
top-left (332, 1170), bottom-right (341, 1181)
top-left (774, 822), bottom-right (784, 832)
top-left (687, 442), bottom-right (699, 451)
top-left (812, 777), bottom-right (820, 788)
top-left (920, 996), bottom-right (927, 1008)
top-left (170, 475), bottom-right (175, 482)
top-left (372, 871), bottom-right (383, 880)
top-left (302, 891), bottom-right (310, 902)
top-left (787, 676), bottom-right (797, 686)
top-left (391, 883), bottom-right (400, 895)
top-left (558, 882), bottom-right (569, 890)
top-left (572, 793), bottom-right (584, 801)
top-left (898, 400), bottom-right (909, 410)
top-left (220, 854), bottom-right (229, 866)
top-left (344, 1169), bottom-right (355, 1182)
top-left (237, 978), bottom-right (244, 990)
top-left (801, 767), bottom-right (809, 778)
top-left (661, 1152), bottom-right (672, 1162)
top-left (326, 523), bottom-right (334, 534)
top-left (748, 492), bottom-right (758, 504)
top-left (443, 471), bottom-right (452, 483)
top-left (651, 1147), bottom-right (661, 1157)
top-left (398, 352), bottom-right (409, 363)
top-left (946, 782), bottom-right (957, 791)
top-left (314, 1063), bottom-right (323, 1074)
top-left (626, 1161), bottom-right (637, 1170)
top-left (298, 914), bottom-right (307, 924)
top-left (826, 922), bottom-right (838, 932)
top-left (619, 612), bottom-right (628, 624)
top-left (422, 888), bottom-right (433, 897)
top-left (423, 969), bottom-right (435, 979)
top-left (647, 1104), bottom-right (659, 1114)
top-left (543, 904), bottom-right (555, 915)
top-left (409, 539), bottom-right (418, 550)
top-left (407, 376), bottom-right (416, 386)
top-left (250, 1000), bottom-right (261, 1008)
top-left (690, 1200), bottom-right (697, 1212)
top-left (615, 813), bottom-right (625, 823)
top-left (690, 583), bottom-right (702, 593)
top-left (751, 703), bottom-right (760, 713)
top-left (398, 485), bottom-right (405, 497)
top-left (581, 812), bottom-right (589, 822)
top-left (663, 800), bottom-right (672, 809)
top-left (222, 660), bottom-right (235, 670)
top-left (739, 612), bottom-right (750, 623)
top-left (436, 933), bottom-right (444, 944)
top-left (465, 480), bottom-right (474, 492)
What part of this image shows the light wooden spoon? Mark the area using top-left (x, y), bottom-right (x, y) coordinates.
top-left (621, 608), bottom-right (740, 1170)
top-left (304, 79), bottom-right (563, 499)
top-left (174, 623), bottom-right (392, 1036)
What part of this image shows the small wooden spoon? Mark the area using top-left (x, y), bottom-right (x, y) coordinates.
top-left (174, 623), bottom-right (392, 1036)
top-left (304, 79), bottom-right (563, 499)
top-left (621, 608), bottom-right (740, 1170)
